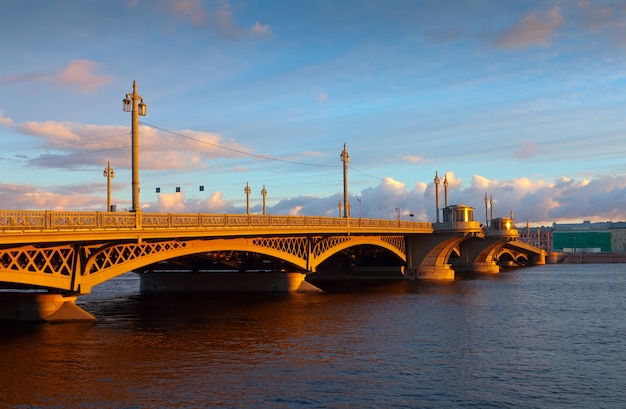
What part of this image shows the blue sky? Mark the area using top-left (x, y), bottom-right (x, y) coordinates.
top-left (2, 0), bottom-right (626, 225)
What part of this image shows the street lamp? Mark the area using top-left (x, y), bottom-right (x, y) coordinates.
top-left (103, 161), bottom-right (115, 212)
top-left (357, 197), bottom-right (362, 219)
top-left (244, 182), bottom-right (251, 215)
top-left (261, 184), bottom-right (267, 215)
top-left (338, 201), bottom-right (343, 218)
top-left (122, 80), bottom-right (147, 212)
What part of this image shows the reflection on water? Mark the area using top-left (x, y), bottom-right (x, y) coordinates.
top-left (1, 265), bottom-right (625, 408)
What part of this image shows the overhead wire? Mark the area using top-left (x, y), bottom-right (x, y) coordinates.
top-left (140, 121), bottom-right (341, 169)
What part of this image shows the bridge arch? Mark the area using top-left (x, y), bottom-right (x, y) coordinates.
top-left (82, 237), bottom-right (312, 291)
top-left (310, 235), bottom-right (406, 271)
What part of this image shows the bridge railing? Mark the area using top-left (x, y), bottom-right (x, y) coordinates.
top-left (0, 210), bottom-right (432, 232)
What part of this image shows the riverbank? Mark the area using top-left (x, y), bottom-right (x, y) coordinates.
top-left (548, 252), bottom-right (626, 263)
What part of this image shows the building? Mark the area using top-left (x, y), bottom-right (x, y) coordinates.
top-left (519, 224), bottom-right (552, 253)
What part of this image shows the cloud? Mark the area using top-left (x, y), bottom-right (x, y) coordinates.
top-left (2, 115), bottom-right (250, 171)
top-left (54, 60), bottom-right (114, 93)
top-left (251, 21), bottom-right (272, 37)
top-left (0, 111), bottom-right (13, 126)
top-left (495, 7), bottom-right (564, 48)
top-left (168, 0), bottom-right (208, 26)
top-left (1, 60), bottom-right (113, 93)
top-left (167, 0), bottom-right (269, 39)
top-left (402, 155), bottom-right (424, 163)
top-left (6, 169), bottom-right (626, 226)
top-left (512, 141), bottom-right (542, 159)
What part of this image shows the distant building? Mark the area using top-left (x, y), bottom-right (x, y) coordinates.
top-left (519, 225), bottom-right (552, 252)
top-left (551, 221), bottom-right (612, 253)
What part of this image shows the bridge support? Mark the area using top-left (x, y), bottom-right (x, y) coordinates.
top-left (453, 261), bottom-right (500, 274)
top-left (0, 293), bottom-right (97, 323)
top-left (410, 265), bottom-right (455, 280)
top-left (139, 272), bottom-right (321, 293)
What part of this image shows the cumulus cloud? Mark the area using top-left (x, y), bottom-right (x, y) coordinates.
top-left (495, 7), bottom-right (564, 48)
top-left (5, 171), bottom-right (626, 225)
top-left (135, 173), bottom-right (626, 225)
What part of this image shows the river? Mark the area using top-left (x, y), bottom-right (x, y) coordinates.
top-left (1, 264), bottom-right (625, 408)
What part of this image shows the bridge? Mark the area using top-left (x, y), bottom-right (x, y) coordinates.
top-left (0, 206), bottom-right (543, 322)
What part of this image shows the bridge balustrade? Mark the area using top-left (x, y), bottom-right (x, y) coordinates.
top-left (0, 210), bottom-right (432, 233)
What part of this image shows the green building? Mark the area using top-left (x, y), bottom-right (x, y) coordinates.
top-left (552, 221), bottom-right (612, 253)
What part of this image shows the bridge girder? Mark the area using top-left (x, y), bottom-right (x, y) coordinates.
top-left (0, 234), bottom-right (407, 295)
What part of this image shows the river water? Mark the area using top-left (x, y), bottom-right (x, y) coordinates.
top-left (1, 264), bottom-right (625, 408)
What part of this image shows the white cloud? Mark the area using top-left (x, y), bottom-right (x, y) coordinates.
top-left (5, 172), bottom-right (626, 226)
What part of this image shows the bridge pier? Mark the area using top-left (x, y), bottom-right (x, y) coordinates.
top-left (0, 293), bottom-right (96, 323)
top-left (410, 265), bottom-right (456, 280)
top-left (139, 272), bottom-right (321, 293)
top-left (453, 261), bottom-right (500, 274)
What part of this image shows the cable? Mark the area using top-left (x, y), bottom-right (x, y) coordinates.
top-left (0, 131), bottom-right (129, 155)
top-left (141, 121), bottom-right (341, 169)
top-left (349, 166), bottom-right (384, 182)
top-left (0, 145), bottom-right (130, 166)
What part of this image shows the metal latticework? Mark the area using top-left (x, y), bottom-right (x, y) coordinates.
top-left (251, 237), bottom-right (309, 259)
top-left (0, 245), bottom-right (74, 276)
top-left (381, 236), bottom-right (406, 254)
top-left (86, 241), bottom-right (189, 274)
top-left (312, 236), bottom-right (351, 258)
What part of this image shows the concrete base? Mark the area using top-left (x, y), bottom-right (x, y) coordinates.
top-left (0, 293), bottom-right (97, 323)
top-left (140, 272), bottom-right (321, 293)
top-left (413, 265), bottom-right (455, 280)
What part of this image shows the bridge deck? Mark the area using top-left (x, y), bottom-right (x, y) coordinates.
top-left (0, 210), bottom-right (433, 244)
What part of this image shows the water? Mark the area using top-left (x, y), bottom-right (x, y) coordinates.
top-left (1, 264), bottom-right (625, 408)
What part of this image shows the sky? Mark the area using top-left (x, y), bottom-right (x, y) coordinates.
top-left (2, 0), bottom-right (626, 226)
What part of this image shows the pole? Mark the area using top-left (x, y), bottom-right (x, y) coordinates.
top-left (123, 80), bottom-right (146, 212)
top-left (340, 143), bottom-right (350, 218)
top-left (485, 193), bottom-right (489, 228)
top-left (434, 171), bottom-right (440, 223)
top-left (105, 161), bottom-right (113, 211)
top-left (245, 182), bottom-right (251, 215)
top-left (131, 81), bottom-right (140, 212)
top-left (261, 184), bottom-right (267, 215)
top-left (443, 174), bottom-right (448, 207)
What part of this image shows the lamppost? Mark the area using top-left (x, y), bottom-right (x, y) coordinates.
top-left (340, 143), bottom-right (350, 218)
top-left (103, 161), bottom-right (115, 212)
top-left (338, 201), bottom-right (343, 218)
top-left (244, 182), bottom-right (251, 215)
top-left (357, 197), bottom-right (362, 219)
top-left (434, 171), bottom-right (440, 223)
top-left (122, 80), bottom-right (147, 213)
top-left (261, 184), bottom-right (267, 215)
top-left (396, 207), bottom-right (401, 224)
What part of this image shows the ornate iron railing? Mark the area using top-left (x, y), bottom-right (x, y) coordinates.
top-left (0, 210), bottom-right (432, 232)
